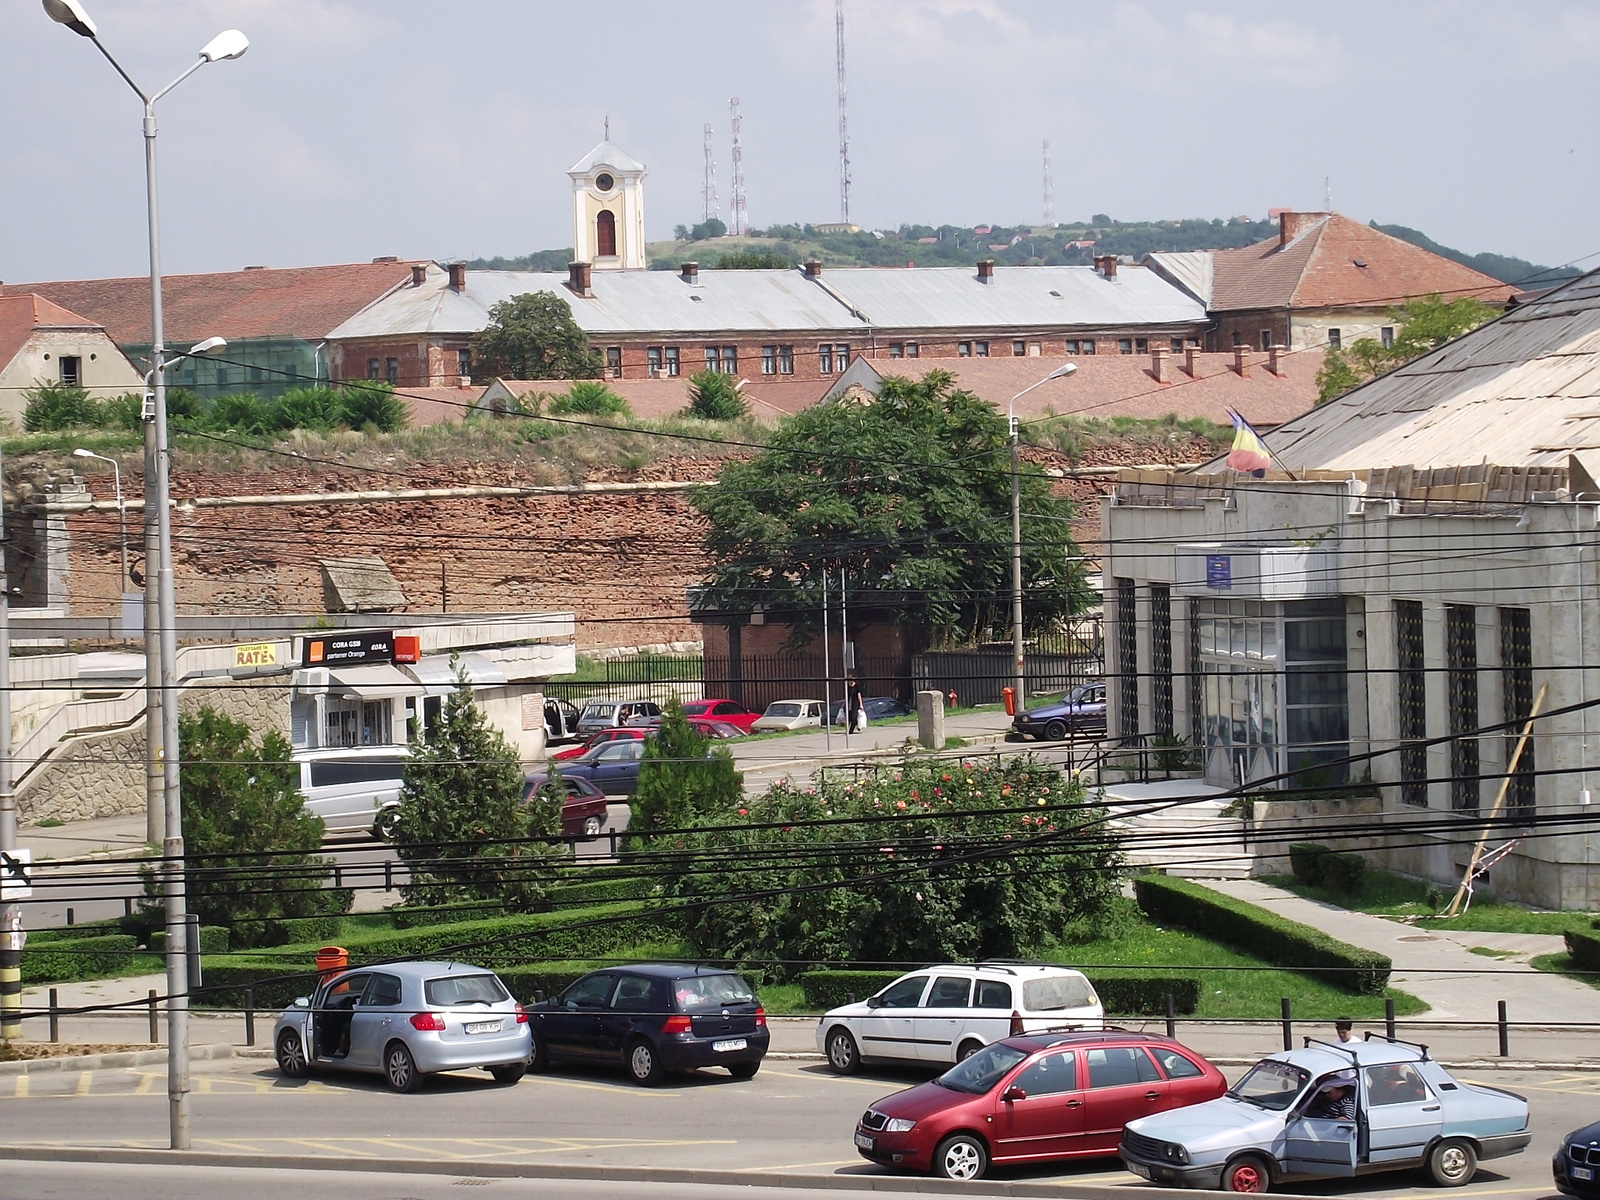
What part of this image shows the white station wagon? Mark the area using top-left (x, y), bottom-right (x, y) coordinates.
top-left (817, 963), bottom-right (1104, 1073)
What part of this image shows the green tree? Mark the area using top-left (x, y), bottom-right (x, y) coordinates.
top-left (548, 378), bottom-right (631, 417)
top-left (470, 292), bottom-right (603, 381)
top-left (713, 249), bottom-right (796, 269)
top-left (394, 668), bottom-right (548, 907)
top-left (151, 708), bottom-right (350, 933)
top-left (335, 380), bottom-right (408, 431)
top-left (630, 698), bottom-right (744, 836)
top-left (1316, 293), bottom-right (1499, 404)
top-left (683, 369), bottom-right (747, 420)
top-left (690, 217), bottom-right (727, 241)
top-left (22, 383), bottom-right (101, 431)
top-left (692, 370), bottom-right (1088, 646)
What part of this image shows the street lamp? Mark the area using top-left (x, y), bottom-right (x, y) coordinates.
top-left (1008, 362), bottom-right (1077, 719)
top-left (72, 449), bottom-right (127, 590)
top-left (43, 0), bottom-right (247, 1153)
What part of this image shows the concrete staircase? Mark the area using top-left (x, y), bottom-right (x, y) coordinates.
top-left (1102, 781), bottom-right (1256, 879)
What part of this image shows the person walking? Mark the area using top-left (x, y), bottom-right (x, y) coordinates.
top-left (847, 676), bottom-right (867, 733)
top-left (1334, 1017), bottom-right (1355, 1043)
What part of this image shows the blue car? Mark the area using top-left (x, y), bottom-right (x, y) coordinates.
top-left (558, 737), bottom-right (646, 795)
top-left (1120, 1038), bottom-right (1529, 1192)
top-left (1012, 682), bottom-right (1106, 741)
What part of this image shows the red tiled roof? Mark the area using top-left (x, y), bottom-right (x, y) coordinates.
top-left (1211, 214), bottom-right (1517, 312)
top-left (394, 384), bottom-right (484, 425)
top-left (0, 293), bottom-right (102, 372)
top-left (0, 261), bottom-right (420, 346)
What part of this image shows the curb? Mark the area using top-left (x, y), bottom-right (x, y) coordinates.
top-left (0, 1044), bottom-right (233, 1076)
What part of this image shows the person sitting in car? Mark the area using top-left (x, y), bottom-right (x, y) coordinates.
top-left (1308, 1080), bottom-right (1357, 1121)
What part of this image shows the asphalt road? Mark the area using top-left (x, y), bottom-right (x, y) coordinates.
top-left (0, 1053), bottom-right (1587, 1198)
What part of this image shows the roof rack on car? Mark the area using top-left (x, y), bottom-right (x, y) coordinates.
top-left (1302, 1036), bottom-right (1361, 1062)
top-left (1362, 1030), bottom-right (1430, 1059)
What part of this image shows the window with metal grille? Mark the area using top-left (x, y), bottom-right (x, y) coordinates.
top-left (1396, 600), bottom-right (1427, 807)
top-left (1500, 607), bottom-right (1535, 821)
top-left (1117, 578), bottom-right (1138, 738)
top-left (1151, 585), bottom-right (1173, 737)
top-left (1188, 598), bottom-right (1203, 750)
top-left (1447, 604), bottom-right (1479, 813)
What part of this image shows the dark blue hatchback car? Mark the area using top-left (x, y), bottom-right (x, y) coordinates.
top-left (527, 964), bottom-right (769, 1086)
top-left (1012, 681), bottom-right (1107, 741)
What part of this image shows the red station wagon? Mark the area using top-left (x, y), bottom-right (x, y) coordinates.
top-left (854, 1031), bottom-right (1226, 1181)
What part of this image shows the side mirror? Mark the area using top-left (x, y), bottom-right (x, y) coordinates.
top-left (292, 997), bottom-right (309, 1008)
top-left (1002, 1086), bottom-right (1027, 1102)
top-left (865, 994), bottom-right (881, 1009)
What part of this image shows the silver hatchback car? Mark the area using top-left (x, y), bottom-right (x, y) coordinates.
top-left (273, 961), bottom-right (532, 1092)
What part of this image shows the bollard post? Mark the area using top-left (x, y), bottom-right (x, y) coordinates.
top-left (1385, 998), bottom-right (1396, 1043)
top-left (1281, 998), bottom-right (1292, 1051)
top-left (48, 987), bottom-right (59, 1043)
top-left (1165, 992), bottom-right (1176, 1040)
top-left (148, 989), bottom-right (159, 1044)
top-left (383, 860), bottom-right (392, 892)
top-left (244, 988), bottom-right (255, 1047)
top-left (65, 908), bottom-right (74, 926)
top-left (847, 993), bottom-right (855, 1005)
top-left (124, 897), bottom-right (133, 917)
top-left (1498, 1000), bottom-right (1509, 1057)
top-left (334, 865), bottom-right (343, 889)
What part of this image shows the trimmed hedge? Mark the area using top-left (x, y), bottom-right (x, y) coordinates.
top-left (796, 969), bottom-right (1203, 1016)
top-left (230, 915), bottom-right (344, 949)
top-left (390, 902), bottom-right (507, 929)
top-left (1289, 843), bottom-right (1367, 893)
top-left (1565, 928), bottom-right (1600, 972)
top-left (545, 877), bottom-right (653, 907)
top-left (151, 925), bottom-right (230, 955)
top-left (1134, 874), bottom-right (1391, 994)
top-left (22, 934), bottom-right (151, 985)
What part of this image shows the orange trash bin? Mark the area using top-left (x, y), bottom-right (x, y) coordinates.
top-left (1002, 687), bottom-right (1015, 716)
top-left (315, 945), bottom-right (348, 982)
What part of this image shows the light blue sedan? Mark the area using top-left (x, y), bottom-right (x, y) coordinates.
top-left (1120, 1039), bottom-right (1529, 1193)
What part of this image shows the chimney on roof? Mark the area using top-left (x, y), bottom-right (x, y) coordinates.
top-left (680, 261), bottom-right (700, 283)
top-left (1185, 345), bottom-right (1201, 378)
top-left (1268, 343), bottom-right (1285, 376)
top-left (1095, 254), bottom-right (1118, 279)
top-left (410, 264), bottom-right (427, 288)
top-left (1278, 211), bottom-right (1328, 247)
top-left (447, 263), bottom-right (466, 291)
top-left (802, 259), bottom-right (823, 279)
top-left (1152, 347), bottom-right (1170, 384)
top-left (976, 259), bottom-right (995, 284)
top-left (372, 255), bottom-right (400, 263)
top-left (567, 261), bottom-right (593, 296)
top-left (1234, 345), bottom-right (1251, 378)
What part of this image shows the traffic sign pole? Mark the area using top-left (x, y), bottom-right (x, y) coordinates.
top-left (0, 438), bottom-right (19, 1041)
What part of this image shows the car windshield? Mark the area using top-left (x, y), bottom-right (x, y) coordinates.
top-left (1228, 1059), bottom-right (1311, 1110)
top-left (766, 703), bottom-right (801, 717)
top-left (672, 974), bottom-right (755, 1010)
top-left (424, 973), bottom-right (508, 1007)
top-left (936, 1043), bottom-right (1029, 1095)
top-left (1022, 975), bottom-right (1097, 1012)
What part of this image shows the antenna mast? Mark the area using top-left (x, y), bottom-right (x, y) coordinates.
top-left (703, 123), bottom-right (719, 224)
top-left (729, 98), bottom-right (748, 236)
top-left (836, 0), bottom-right (851, 225)
top-left (1043, 139), bottom-right (1054, 227)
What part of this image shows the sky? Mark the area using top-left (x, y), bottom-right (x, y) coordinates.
top-left (3, 0), bottom-right (1599, 284)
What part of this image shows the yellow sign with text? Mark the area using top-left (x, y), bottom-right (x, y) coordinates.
top-left (234, 642), bottom-right (278, 669)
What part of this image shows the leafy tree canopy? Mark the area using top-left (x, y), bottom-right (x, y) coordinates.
top-left (691, 371), bottom-right (1088, 646)
top-left (548, 378), bottom-right (631, 417)
top-left (683, 369), bottom-right (747, 420)
top-left (712, 249), bottom-right (797, 270)
top-left (1316, 293), bottom-right (1499, 404)
top-left (690, 218), bottom-right (727, 241)
top-left (470, 292), bottom-right (602, 381)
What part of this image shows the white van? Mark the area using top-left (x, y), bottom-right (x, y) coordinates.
top-left (295, 746), bottom-right (407, 839)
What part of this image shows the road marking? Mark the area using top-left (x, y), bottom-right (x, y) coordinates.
top-left (526, 1076), bottom-right (677, 1098)
top-left (132, 1073), bottom-right (155, 1095)
top-left (749, 1159), bottom-right (865, 1172)
top-left (74, 1072), bottom-right (92, 1096)
top-left (287, 1138), bottom-right (385, 1158)
top-left (13, 1075), bottom-right (26, 1098)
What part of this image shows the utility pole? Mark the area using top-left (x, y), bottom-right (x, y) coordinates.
top-left (702, 123), bottom-right (719, 224)
top-left (144, 398), bottom-right (163, 847)
top-left (836, 0), bottom-right (850, 225)
top-left (728, 97), bottom-right (747, 237)
top-left (1043, 139), bottom-right (1054, 228)
top-left (0, 439), bottom-right (18, 1043)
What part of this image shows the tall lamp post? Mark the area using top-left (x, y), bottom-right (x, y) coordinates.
top-left (43, 0), bottom-right (248, 1152)
top-left (1009, 362), bottom-right (1076, 719)
top-left (71, 448), bottom-right (128, 588)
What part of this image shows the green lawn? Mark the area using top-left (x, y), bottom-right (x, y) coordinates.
top-left (1530, 952), bottom-right (1600, 990)
top-left (1261, 869), bottom-right (1598, 935)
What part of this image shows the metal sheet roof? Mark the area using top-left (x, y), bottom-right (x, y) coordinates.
top-left (1260, 268), bottom-right (1600, 470)
top-left (1143, 252), bottom-right (1214, 307)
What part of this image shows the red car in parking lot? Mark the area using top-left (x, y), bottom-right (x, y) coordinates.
top-left (522, 773), bottom-right (610, 838)
top-left (551, 727), bottom-right (649, 763)
top-left (679, 698), bottom-right (761, 733)
top-left (853, 1030), bottom-right (1226, 1181)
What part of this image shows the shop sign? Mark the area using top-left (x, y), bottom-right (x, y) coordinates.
top-left (234, 642), bottom-right (279, 669)
top-left (301, 630), bottom-right (395, 667)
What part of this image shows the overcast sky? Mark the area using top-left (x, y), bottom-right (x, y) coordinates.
top-left (4, 0), bottom-right (1598, 283)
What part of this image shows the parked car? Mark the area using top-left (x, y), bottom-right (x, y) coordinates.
top-left (273, 961), bottom-right (531, 1093)
top-left (522, 773), bottom-right (610, 838)
top-left (818, 964), bottom-right (1104, 1074)
top-left (527, 964), bottom-right (769, 1086)
top-left (551, 726), bottom-right (649, 762)
top-left (559, 737), bottom-right (648, 795)
top-left (829, 696), bottom-right (914, 726)
top-left (1555, 1118), bottom-right (1600, 1196)
top-left (294, 745), bottom-right (407, 840)
top-left (575, 699), bottom-right (662, 736)
top-left (680, 698), bottom-right (762, 733)
top-left (689, 718), bottom-right (747, 740)
top-left (854, 1030), bottom-right (1227, 1180)
top-left (1012, 682), bottom-right (1107, 742)
top-left (1120, 1038), bottom-right (1531, 1192)
top-left (544, 697), bottom-right (582, 744)
top-left (751, 699), bottom-right (827, 732)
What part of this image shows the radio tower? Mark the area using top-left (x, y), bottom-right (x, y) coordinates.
top-left (729, 98), bottom-right (748, 236)
top-left (836, 0), bottom-right (851, 225)
top-left (1042, 139), bottom-right (1054, 227)
top-left (702, 123), bottom-right (719, 224)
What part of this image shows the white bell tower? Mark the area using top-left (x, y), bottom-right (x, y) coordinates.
top-left (568, 124), bottom-right (647, 271)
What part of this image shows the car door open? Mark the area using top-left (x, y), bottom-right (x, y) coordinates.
top-left (1284, 1079), bottom-right (1359, 1177)
top-left (347, 971), bottom-right (403, 1068)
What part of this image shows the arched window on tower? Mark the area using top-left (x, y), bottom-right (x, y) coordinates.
top-left (596, 210), bottom-right (617, 258)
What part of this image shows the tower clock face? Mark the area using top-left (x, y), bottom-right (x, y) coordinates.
top-left (595, 172), bottom-right (615, 192)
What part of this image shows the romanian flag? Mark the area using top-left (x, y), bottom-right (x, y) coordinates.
top-left (1226, 409), bottom-right (1272, 476)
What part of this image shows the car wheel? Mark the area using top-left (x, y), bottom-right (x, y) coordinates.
top-left (956, 1039), bottom-right (984, 1062)
top-left (729, 1061), bottom-right (760, 1080)
top-left (825, 1026), bottom-right (860, 1074)
top-left (489, 1062), bottom-right (526, 1086)
top-left (1427, 1138), bottom-right (1478, 1187)
top-left (1044, 719), bottom-right (1069, 741)
top-left (934, 1133), bottom-right (988, 1181)
top-left (627, 1039), bottom-right (664, 1087)
top-left (275, 1030), bottom-right (309, 1079)
top-left (582, 815), bottom-right (603, 837)
top-left (372, 807), bottom-right (401, 841)
top-left (1222, 1155), bottom-right (1271, 1193)
top-left (527, 1031), bottom-right (550, 1072)
top-left (384, 1040), bottom-right (424, 1093)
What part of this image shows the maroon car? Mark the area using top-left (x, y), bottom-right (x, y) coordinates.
top-left (522, 773), bottom-right (609, 838)
top-left (854, 1031), bottom-right (1226, 1181)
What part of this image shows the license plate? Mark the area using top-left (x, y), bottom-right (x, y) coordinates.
top-left (712, 1038), bottom-right (747, 1052)
top-left (464, 1020), bottom-right (502, 1035)
top-left (854, 1133), bottom-right (875, 1150)
top-left (1575, 1167), bottom-right (1593, 1181)
top-left (1127, 1162), bottom-right (1152, 1179)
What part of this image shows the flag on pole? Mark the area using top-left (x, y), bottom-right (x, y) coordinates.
top-left (1226, 408), bottom-right (1272, 476)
